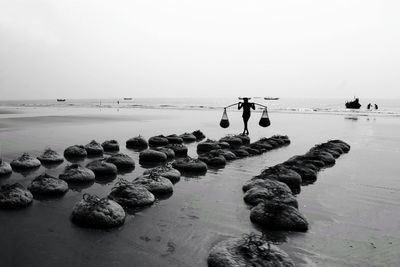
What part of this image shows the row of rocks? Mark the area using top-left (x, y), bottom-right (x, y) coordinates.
top-left (126, 130), bottom-right (206, 150)
top-left (0, 173), bottom-right (69, 208)
top-left (206, 135), bottom-right (296, 267)
top-left (243, 139), bottom-right (350, 232)
top-left (72, 163), bottom-right (183, 228)
top-left (207, 139), bottom-right (351, 266)
top-left (65, 140), bottom-right (119, 158)
top-left (161, 135), bottom-right (290, 176)
top-left (0, 130), bottom-right (206, 211)
top-left (0, 161), bottom-right (182, 228)
top-left (71, 134), bottom-right (293, 229)
top-left (0, 130), bottom-right (205, 176)
top-left (138, 144), bottom-right (189, 165)
top-left (0, 152), bottom-right (137, 209)
top-left (197, 135), bottom-right (290, 168)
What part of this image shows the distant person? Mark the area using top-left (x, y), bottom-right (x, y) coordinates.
top-left (238, 98), bottom-right (255, 135)
top-left (375, 104), bottom-right (378, 110)
top-left (117, 101), bottom-right (120, 104)
top-left (367, 103), bottom-right (372, 110)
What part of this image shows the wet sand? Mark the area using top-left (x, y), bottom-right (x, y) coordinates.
top-left (0, 107), bottom-right (399, 266)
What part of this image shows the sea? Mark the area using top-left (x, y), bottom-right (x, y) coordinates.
top-left (1, 97), bottom-right (399, 117)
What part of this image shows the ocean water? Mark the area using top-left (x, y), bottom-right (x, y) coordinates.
top-left (1, 97), bottom-right (400, 117)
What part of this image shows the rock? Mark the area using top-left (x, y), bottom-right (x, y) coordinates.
top-left (85, 140), bottom-right (104, 156)
top-left (243, 183), bottom-right (298, 208)
top-left (314, 143), bottom-right (344, 155)
top-left (148, 135), bottom-right (169, 147)
top-left (250, 201), bottom-right (309, 232)
top-left (234, 134), bottom-right (251, 145)
top-left (37, 148), bottom-right (64, 164)
top-left (242, 179), bottom-right (272, 192)
top-left (207, 234), bottom-right (294, 267)
top-left (246, 143), bottom-right (267, 153)
top-left (305, 159), bottom-right (325, 169)
top-left (305, 150), bottom-right (335, 166)
top-left (265, 139), bottom-right (282, 148)
top-left (198, 154), bottom-right (226, 167)
top-left (218, 142), bottom-right (230, 149)
top-left (309, 146), bottom-right (340, 159)
top-left (285, 155), bottom-right (325, 170)
top-left (71, 194), bottom-right (125, 228)
top-left (197, 139), bottom-right (221, 152)
top-left (154, 147), bottom-right (175, 160)
top-left (210, 149), bottom-right (237, 160)
top-left (328, 140), bottom-right (350, 153)
top-left (133, 173), bottom-right (173, 195)
top-left (231, 149), bottom-right (250, 158)
top-left (192, 130), bottom-right (206, 141)
top-left (256, 165), bottom-right (302, 194)
top-left (0, 160), bottom-right (12, 176)
top-left (64, 145), bottom-right (87, 158)
top-left (172, 157), bottom-right (208, 173)
top-left (109, 178), bottom-right (155, 207)
top-left (180, 132), bottom-right (197, 142)
top-left (105, 153), bottom-right (135, 169)
top-left (166, 134), bottom-right (184, 144)
top-left (165, 144), bottom-right (188, 157)
top-left (250, 142), bottom-right (273, 151)
top-left (0, 183), bottom-right (33, 208)
top-left (273, 135), bottom-right (291, 145)
top-left (256, 138), bottom-right (278, 149)
top-left (242, 178), bottom-right (294, 193)
top-left (241, 146), bottom-right (262, 155)
top-left (86, 159), bottom-right (118, 176)
top-left (59, 164), bottom-right (95, 183)
top-left (302, 162), bottom-right (320, 172)
top-left (101, 140), bottom-right (120, 152)
top-left (284, 164), bottom-right (317, 184)
top-left (28, 173), bottom-right (68, 196)
top-left (126, 136), bottom-right (148, 149)
top-left (143, 163), bottom-right (181, 183)
top-left (269, 137), bottom-right (286, 146)
top-left (139, 149), bottom-right (168, 164)
top-left (219, 136), bottom-right (243, 147)
top-left (11, 153), bottom-right (41, 170)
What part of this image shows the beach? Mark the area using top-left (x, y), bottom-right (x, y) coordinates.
top-left (0, 105), bottom-right (399, 267)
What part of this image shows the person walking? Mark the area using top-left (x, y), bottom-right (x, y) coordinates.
top-left (238, 98), bottom-right (255, 135)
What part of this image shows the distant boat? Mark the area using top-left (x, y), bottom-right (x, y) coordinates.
top-left (345, 98), bottom-right (361, 109)
top-left (264, 97), bottom-right (279, 100)
top-left (123, 98), bottom-right (133, 100)
top-left (57, 99), bottom-right (66, 102)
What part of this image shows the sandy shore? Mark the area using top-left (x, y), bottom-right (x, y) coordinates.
top-left (0, 106), bottom-right (399, 267)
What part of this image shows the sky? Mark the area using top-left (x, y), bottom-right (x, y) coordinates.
top-left (0, 0), bottom-right (399, 100)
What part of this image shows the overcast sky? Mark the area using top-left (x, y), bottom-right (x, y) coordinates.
top-left (0, 0), bottom-right (399, 100)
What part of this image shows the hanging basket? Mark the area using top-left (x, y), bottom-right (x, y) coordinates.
top-left (259, 107), bottom-right (271, 127)
top-left (220, 108), bottom-right (230, 128)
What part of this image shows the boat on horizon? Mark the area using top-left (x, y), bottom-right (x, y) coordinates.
top-left (123, 98), bottom-right (133, 100)
top-left (57, 99), bottom-right (66, 102)
top-left (345, 97), bottom-right (361, 109)
top-left (264, 97), bottom-right (279, 100)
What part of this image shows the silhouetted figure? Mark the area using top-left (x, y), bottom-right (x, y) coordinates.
top-left (367, 103), bottom-right (372, 110)
top-left (375, 104), bottom-right (378, 110)
top-left (238, 98), bottom-right (255, 135)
